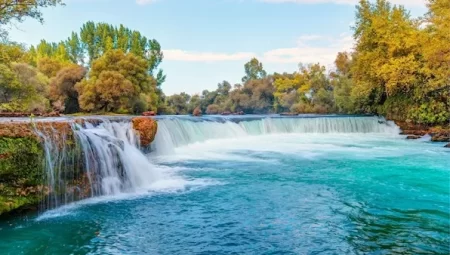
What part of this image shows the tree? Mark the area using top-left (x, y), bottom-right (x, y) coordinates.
top-left (187, 94), bottom-right (201, 113)
top-left (0, 43), bottom-right (29, 65)
top-left (167, 92), bottom-right (190, 114)
top-left (351, 0), bottom-right (422, 112)
top-left (49, 65), bottom-right (86, 113)
top-left (76, 50), bottom-right (157, 113)
top-left (37, 56), bottom-right (68, 78)
top-left (0, 64), bottom-right (21, 106)
top-left (0, 0), bottom-right (64, 39)
top-left (94, 71), bottom-right (135, 112)
top-left (0, 63), bottom-right (49, 112)
top-left (242, 58), bottom-right (267, 83)
top-left (65, 32), bottom-right (84, 64)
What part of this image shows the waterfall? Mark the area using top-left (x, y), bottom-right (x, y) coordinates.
top-left (152, 116), bottom-right (400, 154)
top-left (34, 118), bottom-right (163, 210)
top-left (32, 115), bottom-right (398, 210)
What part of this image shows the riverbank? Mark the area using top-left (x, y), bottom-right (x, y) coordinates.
top-left (395, 121), bottom-right (450, 143)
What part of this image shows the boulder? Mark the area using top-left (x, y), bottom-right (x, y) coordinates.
top-left (445, 143), bottom-right (450, 148)
top-left (431, 132), bottom-right (450, 142)
top-left (193, 107), bottom-right (202, 117)
top-left (131, 117), bottom-right (158, 147)
top-left (406, 135), bottom-right (421, 140)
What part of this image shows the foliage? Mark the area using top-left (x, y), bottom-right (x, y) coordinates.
top-left (0, 0), bottom-right (447, 126)
top-left (0, 63), bottom-right (49, 112)
top-left (242, 58), bottom-right (267, 83)
top-left (273, 63), bottom-right (333, 113)
top-left (408, 101), bottom-right (450, 125)
top-left (0, 136), bottom-right (45, 215)
top-left (206, 104), bottom-right (220, 114)
top-left (0, 0), bottom-right (64, 39)
top-left (49, 65), bottom-right (87, 113)
top-left (76, 50), bottom-right (157, 113)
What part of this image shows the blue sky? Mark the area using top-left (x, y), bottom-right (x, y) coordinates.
top-left (8, 0), bottom-right (427, 95)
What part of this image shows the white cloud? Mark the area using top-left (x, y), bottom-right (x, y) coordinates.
top-left (163, 49), bottom-right (256, 62)
top-left (262, 33), bottom-right (354, 66)
top-left (260, 0), bottom-right (426, 7)
top-left (164, 33), bottom-right (354, 67)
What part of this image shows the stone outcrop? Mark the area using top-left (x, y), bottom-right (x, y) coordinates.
top-left (406, 135), bottom-right (421, 140)
top-left (430, 132), bottom-right (450, 142)
top-left (193, 107), bottom-right (202, 117)
top-left (395, 121), bottom-right (450, 142)
top-left (131, 117), bottom-right (158, 147)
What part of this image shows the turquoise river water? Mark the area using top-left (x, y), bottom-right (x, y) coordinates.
top-left (0, 116), bottom-right (449, 254)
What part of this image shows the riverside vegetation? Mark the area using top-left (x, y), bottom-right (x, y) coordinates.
top-left (0, 0), bottom-right (449, 215)
top-left (0, 0), bottom-right (448, 124)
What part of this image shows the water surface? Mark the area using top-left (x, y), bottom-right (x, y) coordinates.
top-left (0, 116), bottom-right (449, 254)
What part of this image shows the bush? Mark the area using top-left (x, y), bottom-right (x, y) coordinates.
top-left (408, 101), bottom-right (450, 125)
top-left (290, 102), bottom-right (313, 113)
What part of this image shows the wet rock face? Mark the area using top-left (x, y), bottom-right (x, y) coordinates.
top-left (406, 135), bottom-right (421, 140)
top-left (0, 121), bottom-right (79, 216)
top-left (0, 136), bottom-right (45, 215)
top-left (395, 121), bottom-right (450, 142)
top-left (430, 133), bottom-right (450, 142)
top-left (131, 117), bottom-right (158, 147)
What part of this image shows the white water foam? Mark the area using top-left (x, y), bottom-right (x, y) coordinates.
top-left (152, 116), bottom-right (400, 155)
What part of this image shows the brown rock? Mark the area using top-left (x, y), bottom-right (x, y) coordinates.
top-left (406, 135), bottom-right (421, 140)
top-left (445, 143), bottom-right (450, 148)
top-left (131, 117), bottom-right (158, 147)
top-left (431, 132), bottom-right (450, 142)
top-left (193, 107), bottom-right (202, 117)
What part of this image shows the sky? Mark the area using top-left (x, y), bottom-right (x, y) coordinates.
top-left (8, 0), bottom-right (427, 95)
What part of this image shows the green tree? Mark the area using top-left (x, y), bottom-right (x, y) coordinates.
top-left (167, 92), bottom-right (191, 114)
top-left (65, 32), bottom-right (84, 64)
top-left (0, 63), bottom-right (49, 112)
top-left (242, 58), bottom-right (267, 83)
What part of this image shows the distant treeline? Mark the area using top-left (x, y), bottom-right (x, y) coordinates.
top-left (0, 0), bottom-right (448, 125)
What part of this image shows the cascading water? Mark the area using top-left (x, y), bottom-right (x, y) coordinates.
top-left (34, 118), bottom-right (164, 210)
top-left (4, 115), bottom-right (449, 255)
top-left (33, 115), bottom-right (399, 210)
top-left (73, 121), bottom-right (163, 196)
top-left (152, 116), bottom-right (400, 154)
